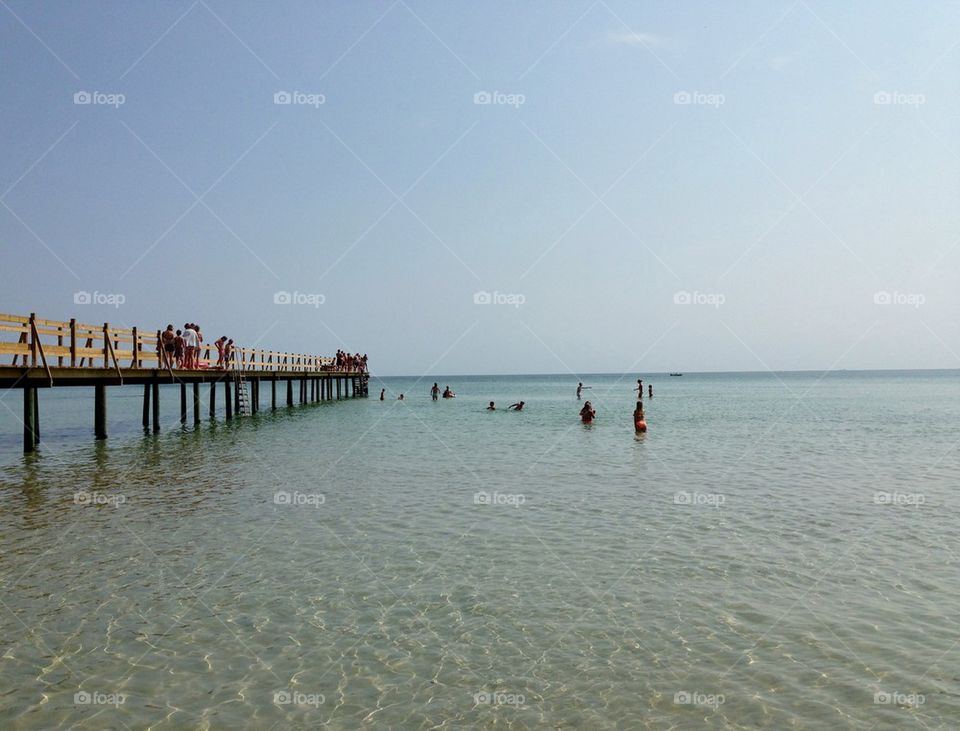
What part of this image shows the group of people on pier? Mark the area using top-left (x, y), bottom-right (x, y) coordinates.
top-left (160, 323), bottom-right (233, 370)
top-left (335, 350), bottom-right (368, 373)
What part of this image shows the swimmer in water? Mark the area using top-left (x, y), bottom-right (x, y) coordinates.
top-left (487, 401), bottom-right (496, 410)
top-left (648, 384), bottom-right (653, 398)
top-left (633, 400), bottom-right (647, 433)
top-left (431, 382), bottom-right (440, 401)
top-left (579, 401), bottom-right (596, 423)
top-left (634, 378), bottom-right (643, 396)
top-left (380, 388), bottom-right (385, 400)
top-left (398, 394), bottom-right (404, 400)
top-left (442, 386), bottom-right (455, 398)
top-left (576, 382), bottom-right (583, 400)
top-left (508, 401), bottom-right (524, 411)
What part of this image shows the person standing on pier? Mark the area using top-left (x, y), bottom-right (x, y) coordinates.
top-left (182, 324), bottom-right (198, 369)
top-left (174, 329), bottom-right (184, 368)
top-left (215, 336), bottom-right (227, 368)
top-left (161, 325), bottom-right (176, 369)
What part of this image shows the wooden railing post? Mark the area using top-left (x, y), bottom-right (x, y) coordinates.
top-left (69, 319), bottom-right (77, 367)
top-left (57, 322), bottom-right (64, 367)
top-left (103, 323), bottom-right (110, 368)
top-left (29, 313), bottom-right (37, 367)
top-left (131, 326), bottom-right (139, 368)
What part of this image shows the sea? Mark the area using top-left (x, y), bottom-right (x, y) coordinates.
top-left (0, 370), bottom-right (958, 730)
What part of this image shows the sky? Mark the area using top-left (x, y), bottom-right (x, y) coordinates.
top-left (1, 1), bottom-right (958, 376)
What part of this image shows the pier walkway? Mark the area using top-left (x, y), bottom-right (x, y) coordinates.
top-left (0, 313), bottom-right (369, 452)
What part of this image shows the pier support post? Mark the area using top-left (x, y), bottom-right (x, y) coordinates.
top-left (180, 383), bottom-right (187, 424)
top-left (95, 384), bottom-right (107, 440)
top-left (210, 381), bottom-right (216, 418)
top-left (251, 380), bottom-right (258, 414)
top-left (225, 381), bottom-right (233, 420)
top-left (142, 384), bottom-right (150, 429)
top-left (23, 386), bottom-right (38, 452)
top-left (152, 381), bottom-right (160, 432)
top-left (233, 379), bottom-right (240, 414)
top-left (337, 378), bottom-right (341, 399)
top-left (271, 378), bottom-right (276, 410)
top-left (287, 379), bottom-right (293, 406)
top-left (193, 383), bottom-right (201, 424)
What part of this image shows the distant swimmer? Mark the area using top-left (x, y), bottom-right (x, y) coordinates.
top-left (431, 382), bottom-right (440, 401)
top-left (442, 386), bottom-right (456, 398)
top-left (648, 384), bottom-right (653, 398)
top-left (577, 382), bottom-right (583, 400)
top-left (633, 400), bottom-right (647, 433)
top-left (398, 394), bottom-right (404, 400)
top-left (508, 401), bottom-right (525, 411)
top-left (380, 388), bottom-right (385, 401)
top-left (580, 401), bottom-right (596, 424)
top-left (635, 378), bottom-right (643, 395)
top-left (487, 401), bottom-right (496, 410)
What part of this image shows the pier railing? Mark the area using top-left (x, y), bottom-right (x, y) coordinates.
top-left (0, 313), bottom-right (339, 374)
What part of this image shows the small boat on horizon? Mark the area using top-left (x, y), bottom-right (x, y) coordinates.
top-left (669, 373), bottom-right (683, 376)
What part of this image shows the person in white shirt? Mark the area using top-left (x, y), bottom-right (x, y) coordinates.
top-left (182, 323), bottom-right (198, 369)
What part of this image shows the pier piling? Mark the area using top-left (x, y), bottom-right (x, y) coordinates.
top-left (23, 386), bottom-right (37, 452)
top-left (209, 381), bottom-right (216, 418)
top-left (94, 384), bottom-right (107, 440)
top-left (142, 384), bottom-right (150, 429)
top-left (151, 381), bottom-right (160, 432)
top-left (225, 381), bottom-right (233, 420)
top-left (180, 383), bottom-right (187, 424)
top-left (193, 383), bottom-right (201, 424)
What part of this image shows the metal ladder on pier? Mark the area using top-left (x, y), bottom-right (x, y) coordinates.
top-left (232, 365), bottom-right (250, 416)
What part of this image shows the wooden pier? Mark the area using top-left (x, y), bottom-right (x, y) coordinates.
top-left (0, 313), bottom-right (369, 452)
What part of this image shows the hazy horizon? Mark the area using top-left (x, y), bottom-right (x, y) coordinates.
top-left (2, 1), bottom-right (958, 376)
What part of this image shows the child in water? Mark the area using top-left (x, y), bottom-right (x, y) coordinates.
top-left (487, 401), bottom-right (496, 410)
top-left (633, 401), bottom-right (647, 433)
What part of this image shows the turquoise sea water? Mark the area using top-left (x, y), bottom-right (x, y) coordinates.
top-left (0, 370), bottom-right (958, 730)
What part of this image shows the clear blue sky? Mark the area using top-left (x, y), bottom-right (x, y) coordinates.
top-left (2, 1), bottom-right (958, 375)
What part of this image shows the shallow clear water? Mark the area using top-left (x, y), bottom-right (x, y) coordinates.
top-left (0, 371), bottom-right (958, 730)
